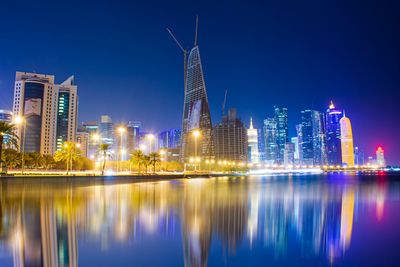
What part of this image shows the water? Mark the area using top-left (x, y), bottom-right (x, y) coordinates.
top-left (0, 173), bottom-right (400, 267)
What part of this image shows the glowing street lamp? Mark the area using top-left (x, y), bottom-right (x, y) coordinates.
top-left (117, 126), bottom-right (126, 172)
top-left (192, 130), bottom-right (201, 171)
top-left (146, 134), bottom-right (155, 153)
top-left (13, 116), bottom-right (26, 174)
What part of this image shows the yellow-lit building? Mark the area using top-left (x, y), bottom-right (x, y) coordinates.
top-left (340, 112), bottom-right (355, 166)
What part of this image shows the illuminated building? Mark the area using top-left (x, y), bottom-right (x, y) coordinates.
top-left (339, 112), bottom-right (355, 166)
top-left (263, 118), bottom-right (278, 164)
top-left (55, 76), bottom-right (78, 151)
top-left (0, 109), bottom-right (12, 122)
top-left (180, 32), bottom-right (214, 162)
top-left (291, 137), bottom-right (300, 164)
top-left (326, 101), bottom-right (342, 165)
top-left (99, 115), bottom-right (114, 147)
top-left (247, 117), bottom-right (259, 163)
top-left (81, 121), bottom-right (99, 159)
top-left (213, 108), bottom-right (248, 161)
top-left (284, 142), bottom-right (295, 165)
top-left (274, 106), bottom-right (289, 164)
top-left (295, 124), bottom-right (303, 163)
top-left (257, 128), bottom-right (266, 161)
top-left (376, 147), bottom-right (385, 167)
top-left (127, 121), bottom-right (141, 152)
top-left (76, 128), bottom-right (89, 157)
top-left (301, 110), bottom-right (326, 165)
top-left (158, 129), bottom-right (181, 149)
top-left (354, 146), bottom-right (364, 165)
top-left (12, 72), bottom-right (58, 155)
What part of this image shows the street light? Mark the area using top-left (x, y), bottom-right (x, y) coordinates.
top-left (146, 134), bottom-right (155, 153)
top-left (117, 126), bottom-right (126, 172)
top-left (13, 116), bottom-right (26, 174)
top-left (192, 130), bottom-right (201, 171)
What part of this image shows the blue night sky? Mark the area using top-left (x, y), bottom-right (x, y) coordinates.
top-left (0, 0), bottom-right (399, 163)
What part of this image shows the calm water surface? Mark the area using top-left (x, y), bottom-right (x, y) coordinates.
top-left (0, 173), bottom-right (400, 267)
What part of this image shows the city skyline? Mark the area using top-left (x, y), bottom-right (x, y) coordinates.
top-left (0, 1), bottom-right (399, 163)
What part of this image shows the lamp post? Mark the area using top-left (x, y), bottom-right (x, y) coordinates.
top-left (147, 134), bottom-right (155, 154)
top-left (13, 116), bottom-right (26, 175)
top-left (117, 127), bottom-right (126, 172)
top-left (192, 130), bottom-right (200, 171)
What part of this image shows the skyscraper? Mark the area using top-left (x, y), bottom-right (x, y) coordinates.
top-left (247, 118), bottom-right (259, 163)
top-left (291, 137), bottom-right (300, 164)
top-left (301, 110), bottom-right (326, 165)
top-left (99, 115), bottom-right (114, 147)
top-left (81, 121), bottom-right (99, 159)
top-left (340, 112), bottom-right (355, 167)
top-left (55, 76), bottom-right (78, 151)
top-left (175, 21), bottom-right (213, 162)
top-left (263, 118), bottom-right (278, 164)
top-left (354, 146), bottom-right (364, 166)
top-left (295, 124), bottom-right (303, 163)
top-left (257, 129), bottom-right (266, 162)
top-left (13, 72), bottom-right (58, 155)
top-left (0, 109), bottom-right (12, 122)
top-left (76, 128), bottom-right (89, 158)
top-left (376, 147), bottom-right (385, 167)
top-left (326, 101), bottom-right (342, 166)
top-left (274, 106), bottom-right (289, 164)
top-left (127, 121), bottom-right (141, 153)
top-left (213, 108), bottom-right (247, 161)
top-left (158, 129), bottom-right (181, 149)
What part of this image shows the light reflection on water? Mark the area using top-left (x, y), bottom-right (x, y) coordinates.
top-left (0, 174), bottom-right (399, 267)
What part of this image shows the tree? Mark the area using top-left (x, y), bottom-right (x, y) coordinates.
top-left (54, 142), bottom-right (82, 174)
top-left (0, 121), bottom-right (18, 171)
top-left (149, 152), bottom-right (160, 174)
top-left (142, 155), bottom-right (150, 174)
top-left (131, 150), bottom-right (145, 174)
top-left (42, 155), bottom-right (55, 170)
top-left (98, 143), bottom-right (111, 175)
top-left (2, 149), bottom-right (21, 169)
top-left (25, 152), bottom-right (44, 169)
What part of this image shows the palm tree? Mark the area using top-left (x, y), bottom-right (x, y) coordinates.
top-left (2, 149), bottom-right (21, 169)
top-left (42, 154), bottom-right (55, 170)
top-left (0, 121), bottom-right (18, 171)
top-left (142, 155), bottom-right (150, 174)
top-left (98, 143), bottom-right (110, 176)
top-left (131, 150), bottom-right (145, 174)
top-left (149, 152), bottom-right (161, 174)
top-left (54, 141), bottom-right (82, 174)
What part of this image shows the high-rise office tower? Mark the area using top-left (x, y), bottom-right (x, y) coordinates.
top-left (301, 110), bottom-right (326, 165)
top-left (213, 108), bottom-right (247, 161)
top-left (82, 121), bottom-right (99, 159)
top-left (284, 143), bottom-right (295, 165)
top-left (99, 115), bottom-right (114, 147)
top-left (354, 146), bottom-right (364, 166)
top-left (340, 112), bottom-right (355, 166)
top-left (326, 101), bottom-right (342, 165)
top-left (263, 118), bottom-right (278, 164)
top-left (274, 106), bottom-right (289, 164)
top-left (76, 128), bottom-right (89, 158)
top-left (55, 76), bottom-right (78, 151)
top-left (257, 128), bottom-right (266, 162)
top-left (127, 121), bottom-right (141, 153)
top-left (295, 124), bottom-right (303, 163)
top-left (247, 118), bottom-right (259, 163)
top-left (176, 21), bottom-right (214, 162)
top-left (12, 72), bottom-right (58, 155)
top-left (158, 129), bottom-right (181, 149)
top-left (376, 147), bottom-right (385, 167)
top-left (291, 137), bottom-right (300, 164)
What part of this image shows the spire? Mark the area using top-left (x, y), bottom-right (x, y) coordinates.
top-left (343, 109), bottom-right (346, 117)
top-left (329, 100), bottom-right (335, 109)
top-left (250, 117), bottom-right (254, 129)
top-left (194, 15), bottom-right (199, 47)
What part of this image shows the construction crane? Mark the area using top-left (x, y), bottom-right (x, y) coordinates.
top-left (221, 89), bottom-right (228, 117)
top-left (166, 28), bottom-right (188, 91)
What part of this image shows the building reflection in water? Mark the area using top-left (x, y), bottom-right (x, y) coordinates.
top-left (0, 175), bottom-right (394, 267)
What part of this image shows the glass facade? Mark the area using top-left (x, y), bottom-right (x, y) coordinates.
top-left (301, 110), bottom-right (326, 165)
top-left (263, 118), bottom-right (278, 164)
top-left (326, 102), bottom-right (342, 165)
top-left (56, 91), bottom-right (70, 151)
top-left (181, 46), bottom-right (214, 161)
top-left (23, 82), bottom-right (44, 153)
top-left (274, 106), bottom-right (288, 164)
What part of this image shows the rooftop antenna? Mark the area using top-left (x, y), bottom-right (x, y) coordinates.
top-left (194, 15), bottom-right (199, 46)
top-left (166, 28), bottom-right (188, 91)
top-left (222, 89), bottom-right (228, 117)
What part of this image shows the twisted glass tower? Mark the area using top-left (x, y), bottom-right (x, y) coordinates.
top-left (181, 45), bottom-right (214, 161)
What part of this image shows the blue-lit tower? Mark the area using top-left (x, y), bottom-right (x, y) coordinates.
top-left (325, 101), bottom-right (342, 165)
